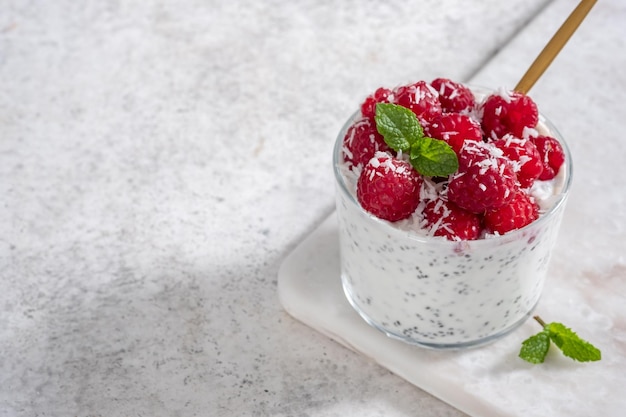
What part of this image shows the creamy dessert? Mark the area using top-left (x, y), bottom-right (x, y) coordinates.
top-left (334, 79), bottom-right (572, 348)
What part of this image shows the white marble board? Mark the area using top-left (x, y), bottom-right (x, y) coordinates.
top-left (278, 212), bottom-right (625, 417)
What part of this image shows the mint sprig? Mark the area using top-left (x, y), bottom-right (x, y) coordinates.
top-left (375, 103), bottom-right (458, 177)
top-left (519, 328), bottom-right (551, 364)
top-left (410, 137), bottom-right (459, 177)
top-left (519, 316), bottom-right (602, 364)
top-left (375, 103), bottom-right (422, 152)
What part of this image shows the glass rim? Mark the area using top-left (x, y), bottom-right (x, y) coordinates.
top-left (333, 87), bottom-right (574, 247)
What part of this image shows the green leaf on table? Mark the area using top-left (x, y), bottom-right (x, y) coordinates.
top-left (547, 322), bottom-right (602, 362)
top-left (409, 137), bottom-right (459, 177)
top-left (519, 316), bottom-right (602, 364)
top-left (374, 103), bottom-right (423, 152)
top-left (519, 328), bottom-right (551, 364)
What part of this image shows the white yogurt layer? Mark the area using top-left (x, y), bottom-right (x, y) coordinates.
top-left (334, 113), bottom-right (571, 348)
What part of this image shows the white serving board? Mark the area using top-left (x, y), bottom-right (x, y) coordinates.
top-left (278, 212), bottom-right (625, 417)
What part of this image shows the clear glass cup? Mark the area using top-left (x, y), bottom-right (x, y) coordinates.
top-left (333, 91), bottom-right (573, 349)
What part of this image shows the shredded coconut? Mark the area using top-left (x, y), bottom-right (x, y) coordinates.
top-left (522, 126), bottom-right (539, 140)
top-left (381, 157), bottom-right (397, 173)
top-left (342, 146), bottom-right (354, 161)
top-left (497, 86), bottom-right (512, 103)
top-left (503, 134), bottom-right (525, 147)
top-left (419, 178), bottom-right (439, 201)
top-left (415, 89), bottom-right (425, 103)
top-left (434, 198), bottom-right (445, 213)
top-left (518, 155), bottom-right (532, 166)
top-left (509, 160), bottom-right (522, 173)
top-left (425, 83), bottom-right (439, 97)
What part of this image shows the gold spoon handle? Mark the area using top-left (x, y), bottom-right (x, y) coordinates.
top-left (515, 0), bottom-right (597, 94)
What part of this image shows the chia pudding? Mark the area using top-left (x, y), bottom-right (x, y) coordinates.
top-left (333, 83), bottom-right (572, 349)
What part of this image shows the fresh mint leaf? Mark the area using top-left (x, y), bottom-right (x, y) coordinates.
top-left (547, 322), bottom-right (602, 362)
top-left (375, 103), bottom-right (423, 152)
top-left (409, 137), bottom-right (459, 177)
top-left (519, 316), bottom-right (602, 364)
top-left (373, 103), bottom-right (458, 177)
top-left (519, 329), bottom-right (551, 364)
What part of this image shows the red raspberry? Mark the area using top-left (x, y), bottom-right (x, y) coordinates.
top-left (494, 135), bottom-right (543, 188)
top-left (342, 118), bottom-right (390, 168)
top-left (357, 154), bottom-right (422, 222)
top-left (481, 91), bottom-right (539, 139)
top-left (425, 113), bottom-right (482, 154)
top-left (484, 191), bottom-right (539, 234)
top-left (430, 78), bottom-right (476, 113)
top-left (422, 198), bottom-right (482, 241)
top-left (393, 81), bottom-right (442, 125)
top-left (447, 142), bottom-right (517, 213)
top-left (360, 87), bottom-right (393, 121)
top-left (534, 135), bottom-right (566, 180)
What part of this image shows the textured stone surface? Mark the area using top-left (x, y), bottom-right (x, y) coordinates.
top-left (0, 1), bottom-right (563, 416)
